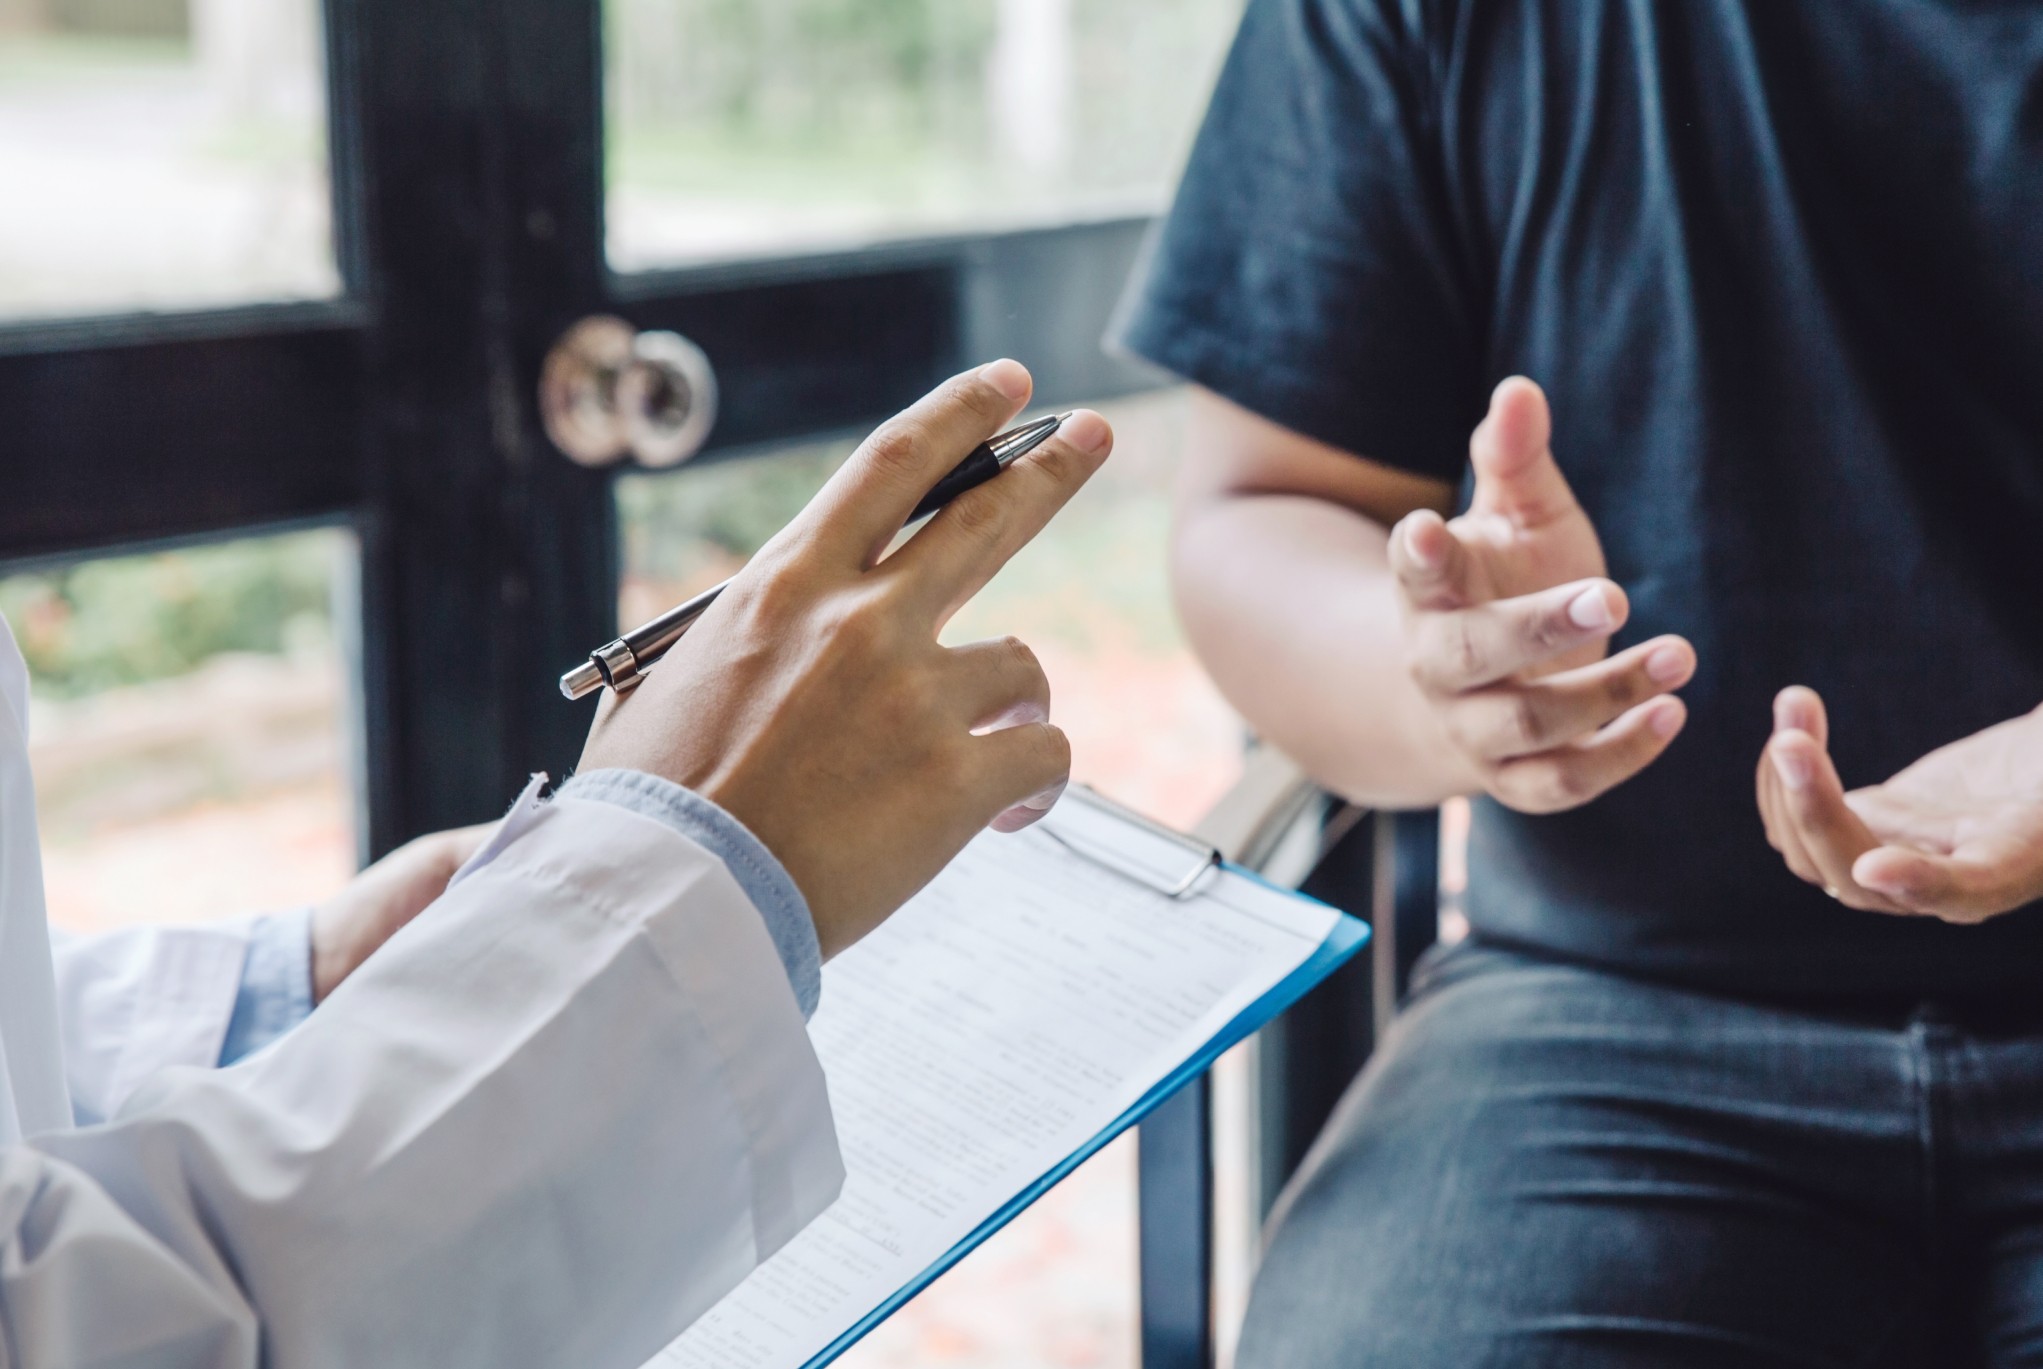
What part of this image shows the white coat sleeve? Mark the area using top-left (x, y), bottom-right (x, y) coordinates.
top-left (0, 794), bottom-right (844, 1369)
top-left (46, 923), bottom-right (252, 1125)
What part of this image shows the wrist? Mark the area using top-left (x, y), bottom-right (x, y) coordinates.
top-left (1324, 679), bottom-right (1484, 810)
top-left (307, 900), bottom-right (357, 1004)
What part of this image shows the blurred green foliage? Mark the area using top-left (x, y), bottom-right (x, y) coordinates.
top-left (607, 0), bottom-right (1245, 199)
top-left (0, 531), bottom-right (339, 698)
top-left (617, 390), bottom-right (1190, 656)
top-left (943, 464), bottom-right (1179, 655)
top-left (613, 0), bottom-right (992, 136)
top-left (617, 439), bottom-right (853, 587)
top-left (0, 32), bottom-right (190, 81)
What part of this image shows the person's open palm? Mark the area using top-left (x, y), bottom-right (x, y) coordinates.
top-left (1759, 687), bottom-right (2043, 922)
top-left (1389, 378), bottom-right (1695, 813)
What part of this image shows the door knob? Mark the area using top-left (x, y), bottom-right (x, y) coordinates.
top-left (539, 315), bottom-right (718, 469)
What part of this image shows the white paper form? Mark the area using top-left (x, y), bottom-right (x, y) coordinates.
top-left (653, 794), bottom-right (1339, 1369)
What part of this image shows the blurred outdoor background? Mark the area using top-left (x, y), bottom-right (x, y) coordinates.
top-left (0, 0), bottom-right (1246, 313)
top-left (0, 1), bottom-right (1464, 1366)
top-left (606, 0), bottom-right (1246, 268)
top-left (0, 0), bottom-right (333, 318)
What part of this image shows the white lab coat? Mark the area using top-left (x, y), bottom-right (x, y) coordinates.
top-left (0, 616), bottom-right (844, 1367)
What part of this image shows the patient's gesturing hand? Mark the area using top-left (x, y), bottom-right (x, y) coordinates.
top-left (1387, 378), bottom-right (1695, 814)
top-left (578, 360), bottom-right (1111, 958)
top-left (1759, 688), bottom-right (2043, 922)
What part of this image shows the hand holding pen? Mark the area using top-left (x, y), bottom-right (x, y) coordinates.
top-left (576, 360), bottom-right (1114, 957)
top-left (563, 409), bottom-right (1070, 700)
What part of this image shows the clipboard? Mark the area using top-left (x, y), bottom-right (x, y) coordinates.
top-left (1038, 784), bottom-right (1224, 898)
top-left (654, 788), bottom-right (1369, 1369)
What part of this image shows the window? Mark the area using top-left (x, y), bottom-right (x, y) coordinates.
top-left (2, 528), bottom-right (357, 932)
top-left (605, 0), bottom-right (1244, 270)
top-left (0, 0), bottom-right (336, 320)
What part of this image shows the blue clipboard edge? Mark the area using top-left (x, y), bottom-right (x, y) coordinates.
top-left (801, 874), bottom-right (1370, 1368)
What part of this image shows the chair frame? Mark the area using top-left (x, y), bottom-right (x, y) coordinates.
top-left (1135, 746), bottom-right (1440, 1368)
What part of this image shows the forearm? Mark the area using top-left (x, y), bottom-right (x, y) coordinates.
top-left (1173, 492), bottom-right (1478, 808)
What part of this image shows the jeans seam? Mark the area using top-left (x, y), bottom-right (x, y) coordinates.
top-left (1905, 1019), bottom-right (1945, 1367)
top-left (1839, 1024), bottom-right (1938, 1369)
top-left (1912, 1021), bottom-right (1940, 1253)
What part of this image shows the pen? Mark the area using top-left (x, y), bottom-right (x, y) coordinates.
top-left (560, 412), bottom-right (1071, 700)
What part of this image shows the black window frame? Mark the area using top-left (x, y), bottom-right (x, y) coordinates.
top-left (0, 0), bottom-right (1165, 858)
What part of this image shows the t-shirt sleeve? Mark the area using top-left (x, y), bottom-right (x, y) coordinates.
top-left (1112, 0), bottom-right (1481, 482)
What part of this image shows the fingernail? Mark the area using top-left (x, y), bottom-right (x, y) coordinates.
top-left (1772, 746), bottom-right (1812, 792)
top-left (1024, 780), bottom-right (1068, 812)
top-left (1402, 519), bottom-right (1444, 570)
top-left (1060, 410), bottom-right (1111, 455)
top-left (1774, 686), bottom-right (1814, 734)
top-left (1646, 644), bottom-right (1689, 685)
top-left (1568, 586), bottom-right (1614, 631)
top-left (979, 358), bottom-right (1031, 402)
top-left (1854, 856), bottom-right (1904, 896)
top-left (1649, 700), bottom-right (1685, 739)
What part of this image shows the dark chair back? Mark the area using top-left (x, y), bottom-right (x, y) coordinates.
top-left (1137, 799), bottom-right (1441, 1369)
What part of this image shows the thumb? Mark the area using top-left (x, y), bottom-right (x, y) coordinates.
top-left (1773, 685), bottom-right (1829, 749)
top-left (1469, 377), bottom-right (1581, 529)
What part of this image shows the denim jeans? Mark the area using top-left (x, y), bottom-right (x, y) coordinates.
top-left (1236, 939), bottom-right (2043, 1368)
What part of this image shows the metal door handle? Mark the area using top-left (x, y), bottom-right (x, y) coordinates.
top-left (539, 314), bottom-right (718, 469)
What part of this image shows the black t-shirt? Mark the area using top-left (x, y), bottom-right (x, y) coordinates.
top-left (1117, 0), bottom-right (2043, 1001)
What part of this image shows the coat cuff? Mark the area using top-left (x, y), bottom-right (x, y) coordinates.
top-left (218, 906), bottom-right (315, 1066)
top-left (556, 769), bottom-right (821, 1018)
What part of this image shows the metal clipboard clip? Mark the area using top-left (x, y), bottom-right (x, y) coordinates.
top-left (1035, 785), bottom-right (1222, 900)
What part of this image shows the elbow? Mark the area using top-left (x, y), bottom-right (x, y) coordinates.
top-left (1166, 493), bottom-right (1247, 670)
